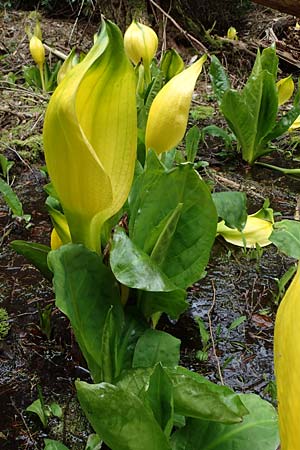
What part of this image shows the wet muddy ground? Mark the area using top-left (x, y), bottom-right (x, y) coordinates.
top-left (1, 5), bottom-right (300, 450)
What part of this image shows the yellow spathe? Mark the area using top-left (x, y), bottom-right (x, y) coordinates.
top-left (43, 20), bottom-right (137, 252)
top-left (145, 54), bottom-right (207, 154)
top-left (217, 215), bottom-right (273, 248)
top-left (124, 20), bottom-right (158, 67)
top-left (274, 262), bottom-right (300, 450)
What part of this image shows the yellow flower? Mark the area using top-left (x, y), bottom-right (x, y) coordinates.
top-left (227, 27), bottom-right (238, 40)
top-left (124, 20), bottom-right (158, 67)
top-left (217, 214), bottom-right (273, 248)
top-left (29, 35), bottom-right (45, 67)
top-left (50, 228), bottom-right (63, 250)
top-left (274, 262), bottom-right (300, 450)
top-left (145, 54), bottom-right (207, 154)
top-left (277, 76), bottom-right (294, 106)
top-left (289, 114), bottom-right (300, 131)
top-left (43, 20), bottom-right (137, 252)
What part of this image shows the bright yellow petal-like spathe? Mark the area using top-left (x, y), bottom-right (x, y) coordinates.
top-left (50, 228), bottom-right (63, 250)
top-left (145, 54), bottom-right (207, 154)
top-left (289, 114), bottom-right (300, 131)
top-left (124, 20), bottom-right (158, 67)
top-left (274, 261), bottom-right (300, 450)
top-left (217, 216), bottom-right (273, 248)
top-left (277, 75), bottom-right (294, 106)
top-left (29, 35), bottom-right (45, 66)
top-left (43, 20), bottom-right (137, 252)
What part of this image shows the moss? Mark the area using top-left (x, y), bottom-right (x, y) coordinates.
top-left (0, 307), bottom-right (10, 340)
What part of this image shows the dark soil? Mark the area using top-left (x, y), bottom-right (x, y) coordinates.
top-left (1, 4), bottom-right (300, 450)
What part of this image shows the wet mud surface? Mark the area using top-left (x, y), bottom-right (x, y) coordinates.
top-left (1, 5), bottom-right (300, 450)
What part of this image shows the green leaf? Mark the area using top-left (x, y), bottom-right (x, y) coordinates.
top-left (264, 102), bottom-right (300, 142)
top-left (209, 55), bottom-right (231, 103)
top-left (270, 219), bottom-right (300, 259)
top-left (10, 240), bottom-right (52, 281)
top-left (110, 227), bottom-right (180, 292)
top-left (44, 440), bottom-right (70, 450)
top-left (76, 381), bottom-right (171, 450)
top-left (85, 434), bottom-right (102, 450)
top-left (201, 125), bottom-right (234, 149)
top-left (0, 177), bottom-right (23, 217)
top-left (100, 306), bottom-right (120, 383)
top-left (26, 399), bottom-right (47, 428)
top-left (133, 329), bottom-right (181, 368)
top-left (49, 402), bottom-right (63, 418)
top-left (139, 289), bottom-right (188, 320)
top-left (260, 46), bottom-right (278, 78)
top-left (170, 393), bottom-right (279, 450)
top-left (185, 125), bottom-right (201, 163)
top-left (221, 69), bottom-right (278, 164)
top-left (129, 162), bottom-right (217, 288)
top-left (168, 367), bottom-right (248, 423)
top-left (48, 244), bottom-right (123, 382)
top-left (146, 363), bottom-right (174, 437)
top-left (212, 192), bottom-right (247, 230)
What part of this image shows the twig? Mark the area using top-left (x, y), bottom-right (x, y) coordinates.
top-left (208, 280), bottom-right (224, 384)
top-left (11, 399), bottom-right (39, 450)
top-left (148, 0), bottom-right (208, 54)
top-left (68, 0), bottom-right (85, 46)
top-left (43, 43), bottom-right (67, 60)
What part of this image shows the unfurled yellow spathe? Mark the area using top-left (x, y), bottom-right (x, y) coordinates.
top-left (145, 54), bottom-right (207, 154)
top-left (274, 261), bottom-right (300, 450)
top-left (43, 20), bottom-right (137, 253)
top-left (124, 21), bottom-right (158, 67)
top-left (217, 215), bottom-right (273, 248)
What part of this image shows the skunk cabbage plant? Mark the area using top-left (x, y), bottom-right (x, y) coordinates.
top-left (43, 20), bottom-right (137, 253)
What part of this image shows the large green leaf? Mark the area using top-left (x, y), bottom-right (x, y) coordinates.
top-left (168, 367), bottom-right (248, 424)
top-left (170, 393), bottom-right (279, 450)
top-left (10, 240), bottom-right (52, 280)
top-left (110, 227), bottom-right (181, 292)
top-left (76, 381), bottom-right (171, 450)
top-left (139, 289), bottom-right (188, 320)
top-left (209, 55), bottom-right (231, 103)
top-left (146, 363), bottom-right (174, 437)
top-left (270, 219), bottom-right (300, 259)
top-left (212, 192), bottom-right (247, 231)
top-left (48, 244), bottom-right (123, 382)
top-left (129, 161), bottom-right (217, 288)
top-left (133, 329), bottom-right (181, 368)
top-left (117, 366), bottom-right (247, 425)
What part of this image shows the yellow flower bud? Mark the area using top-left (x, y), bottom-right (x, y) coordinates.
top-left (145, 54), bottom-right (207, 154)
top-left (274, 262), bottom-right (300, 450)
top-left (29, 35), bottom-right (45, 67)
top-left (124, 20), bottom-right (158, 67)
top-left (227, 26), bottom-right (238, 40)
top-left (289, 114), bottom-right (300, 131)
